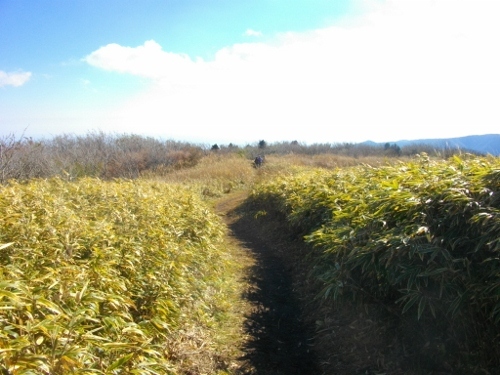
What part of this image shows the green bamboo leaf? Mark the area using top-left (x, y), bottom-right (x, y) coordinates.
top-left (36, 298), bottom-right (64, 315)
top-left (417, 268), bottom-right (449, 277)
top-left (0, 289), bottom-right (19, 301)
top-left (75, 280), bottom-right (89, 304)
top-left (428, 301), bottom-right (436, 318)
top-left (400, 293), bottom-right (420, 314)
top-left (0, 242), bottom-right (15, 250)
top-left (121, 326), bottom-right (147, 338)
top-left (418, 297), bottom-right (426, 320)
top-left (448, 295), bottom-right (463, 317)
top-left (107, 353), bottom-right (134, 371)
top-left (101, 342), bottom-right (136, 349)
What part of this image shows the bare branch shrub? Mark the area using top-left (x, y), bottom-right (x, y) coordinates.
top-left (236, 140), bottom-right (471, 160)
top-left (0, 132), bottom-right (206, 183)
top-left (0, 134), bottom-right (51, 182)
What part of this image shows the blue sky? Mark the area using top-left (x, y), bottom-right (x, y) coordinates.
top-left (1, 0), bottom-right (499, 145)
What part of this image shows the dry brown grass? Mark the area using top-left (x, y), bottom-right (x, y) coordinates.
top-left (142, 153), bottom-right (256, 198)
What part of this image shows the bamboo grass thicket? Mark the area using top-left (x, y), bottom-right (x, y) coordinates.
top-left (251, 154), bottom-right (500, 367)
top-left (0, 178), bottom-right (234, 374)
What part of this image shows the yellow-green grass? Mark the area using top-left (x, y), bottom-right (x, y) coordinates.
top-left (258, 153), bottom-right (410, 170)
top-left (142, 152), bottom-right (406, 199)
top-left (0, 177), bottom-right (242, 374)
top-left (142, 153), bottom-right (256, 198)
top-left (250, 154), bottom-right (500, 368)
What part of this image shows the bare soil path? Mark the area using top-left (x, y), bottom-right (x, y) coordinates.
top-left (216, 191), bottom-right (320, 375)
top-left (215, 191), bottom-right (466, 375)
top-left (215, 192), bottom-right (413, 375)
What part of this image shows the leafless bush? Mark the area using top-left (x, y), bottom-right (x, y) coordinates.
top-left (0, 134), bottom-right (51, 183)
top-left (0, 134), bottom-right (22, 182)
top-left (0, 132), bottom-right (205, 183)
top-left (235, 140), bottom-right (469, 159)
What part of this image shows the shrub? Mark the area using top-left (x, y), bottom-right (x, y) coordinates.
top-left (250, 154), bottom-right (500, 370)
top-left (0, 178), bottom-right (233, 374)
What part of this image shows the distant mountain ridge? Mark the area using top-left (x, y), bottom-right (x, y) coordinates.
top-left (365, 134), bottom-right (500, 156)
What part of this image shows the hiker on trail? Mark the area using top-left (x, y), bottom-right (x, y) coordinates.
top-left (254, 155), bottom-right (264, 168)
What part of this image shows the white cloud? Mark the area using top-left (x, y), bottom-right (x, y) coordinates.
top-left (244, 29), bottom-right (263, 37)
top-left (84, 0), bottom-right (500, 144)
top-left (85, 40), bottom-right (198, 82)
top-left (0, 70), bottom-right (32, 87)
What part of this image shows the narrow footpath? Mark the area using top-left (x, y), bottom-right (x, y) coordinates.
top-left (216, 192), bottom-right (320, 375)
top-left (216, 191), bottom-right (460, 375)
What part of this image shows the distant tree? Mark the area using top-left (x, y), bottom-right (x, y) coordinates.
top-left (393, 144), bottom-right (401, 156)
top-left (258, 140), bottom-right (267, 149)
top-left (291, 140), bottom-right (299, 146)
top-left (211, 144), bottom-right (220, 151)
top-left (384, 143), bottom-right (401, 156)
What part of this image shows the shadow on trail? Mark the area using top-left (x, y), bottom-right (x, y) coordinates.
top-left (229, 205), bottom-right (320, 375)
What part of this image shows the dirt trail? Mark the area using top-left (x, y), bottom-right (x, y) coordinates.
top-left (216, 191), bottom-right (462, 375)
top-left (216, 192), bottom-right (320, 375)
top-left (215, 192), bottom-right (409, 375)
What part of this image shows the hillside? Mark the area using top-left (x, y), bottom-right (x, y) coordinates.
top-left (366, 134), bottom-right (500, 156)
top-left (2, 148), bottom-right (500, 374)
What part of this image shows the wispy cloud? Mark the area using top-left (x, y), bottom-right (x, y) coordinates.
top-left (0, 70), bottom-right (32, 87)
top-left (83, 0), bottom-right (500, 143)
top-left (244, 29), bottom-right (263, 37)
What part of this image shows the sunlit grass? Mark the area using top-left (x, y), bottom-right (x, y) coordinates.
top-left (0, 177), bottom-right (241, 374)
top-left (2, 149), bottom-right (497, 373)
top-left (143, 153), bottom-right (256, 198)
top-left (250, 153), bottom-right (500, 369)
